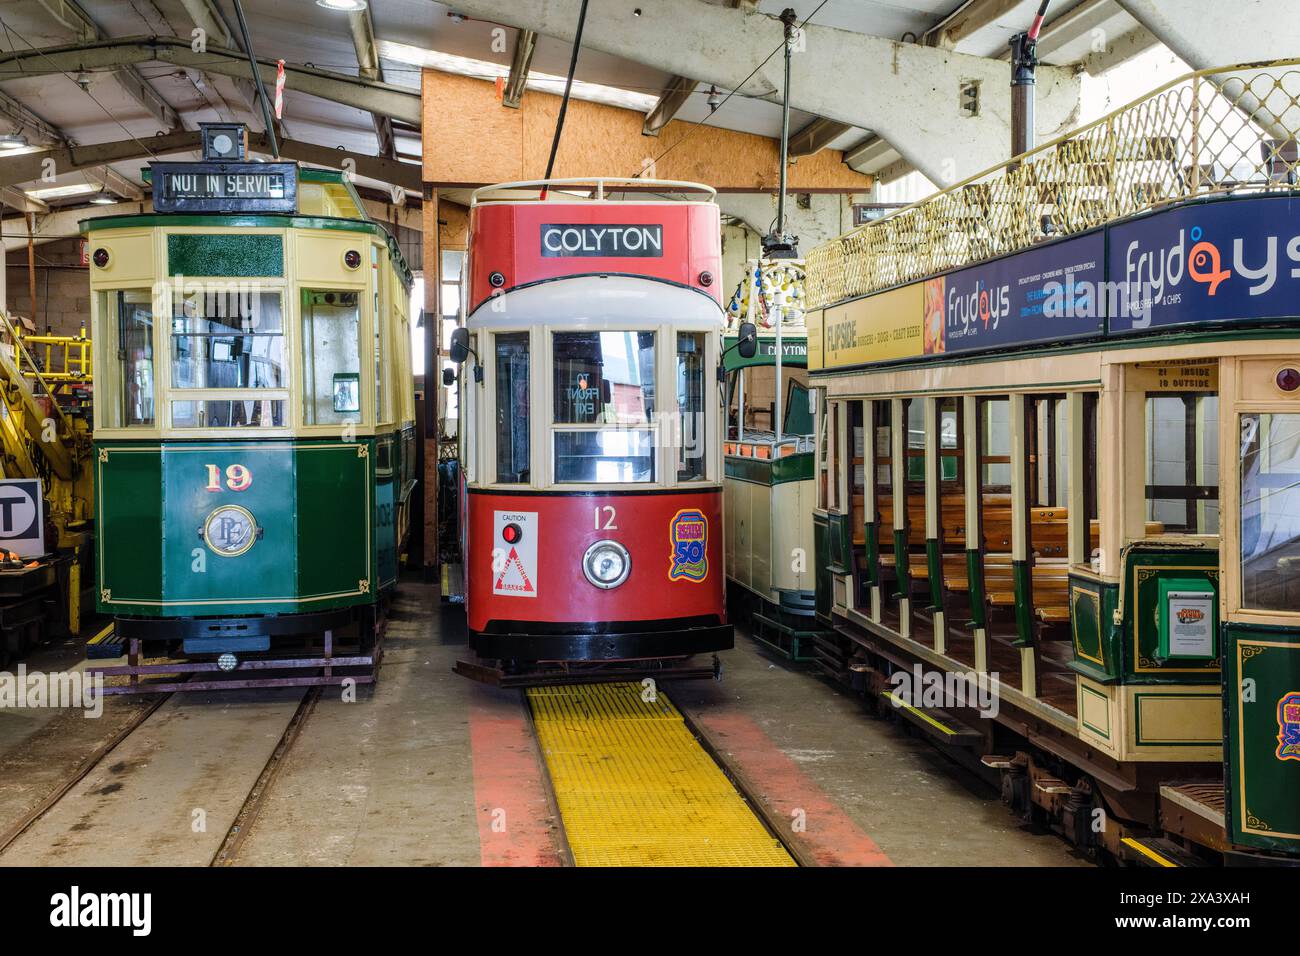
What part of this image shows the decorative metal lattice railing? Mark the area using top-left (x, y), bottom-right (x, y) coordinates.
top-left (806, 59), bottom-right (1300, 309)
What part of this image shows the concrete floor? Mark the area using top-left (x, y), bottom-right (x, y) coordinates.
top-left (0, 581), bottom-right (1086, 866)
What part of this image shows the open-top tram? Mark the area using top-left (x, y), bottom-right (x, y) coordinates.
top-left (449, 178), bottom-right (749, 684)
top-left (804, 60), bottom-right (1300, 865)
top-left (84, 125), bottom-right (416, 692)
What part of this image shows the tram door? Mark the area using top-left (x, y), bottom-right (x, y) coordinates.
top-left (1220, 356), bottom-right (1300, 853)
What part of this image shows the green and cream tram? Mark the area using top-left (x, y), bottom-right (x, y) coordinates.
top-left (804, 61), bottom-right (1300, 864)
top-left (84, 125), bottom-right (416, 692)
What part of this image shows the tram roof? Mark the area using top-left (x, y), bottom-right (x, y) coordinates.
top-left (80, 168), bottom-right (414, 290)
top-left (466, 273), bottom-right (724, 329)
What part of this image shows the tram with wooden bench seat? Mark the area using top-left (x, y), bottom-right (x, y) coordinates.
top-left (804, 59), bottom-right (1300, 865)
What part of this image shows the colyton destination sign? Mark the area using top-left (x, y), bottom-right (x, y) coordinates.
top-left (540, 223), bottom-right (664, 258)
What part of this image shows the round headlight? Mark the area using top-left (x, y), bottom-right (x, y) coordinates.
top-left (203, 505), bottom-right (258, 557)
top-left (583, 539), bottom-right (631, 589)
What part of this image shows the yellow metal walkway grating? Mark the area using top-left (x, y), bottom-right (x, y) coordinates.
top-left (527, 682), bottom-right (796, 867)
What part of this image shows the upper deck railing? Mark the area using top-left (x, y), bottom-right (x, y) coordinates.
top-left (806, 58), bottom-right (1300, 310)
top-left (470, 177), bottom-right (717, 205)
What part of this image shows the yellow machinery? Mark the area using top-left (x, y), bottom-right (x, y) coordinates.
top-left (0, 312), bottom-right (94, 642)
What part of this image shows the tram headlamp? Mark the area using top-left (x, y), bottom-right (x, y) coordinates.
top-left (92, 247), bottom-right (109, 268)
top-left (583, 540), bottom-right (631, 590)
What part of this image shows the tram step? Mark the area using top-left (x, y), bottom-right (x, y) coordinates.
top-left (878, 690), bottom-right (986, 747)
top-left (1121, 836), bottom-right (1209, 868)
top-left (84, 625), bottom-right (126, 660)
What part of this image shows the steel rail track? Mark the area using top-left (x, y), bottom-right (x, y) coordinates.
top-left (210, 686), bottom-right (321, 867)
top-left (0, 691), bottom-right (172, 856)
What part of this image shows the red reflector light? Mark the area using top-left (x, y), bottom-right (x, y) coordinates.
top-left (502, 523), bottom-right (522, 544)
top-left (1278, 367), bottom-right (1300, 392)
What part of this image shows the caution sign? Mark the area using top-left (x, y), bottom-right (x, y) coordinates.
top-left (492, 510), bottom-right (538, 598)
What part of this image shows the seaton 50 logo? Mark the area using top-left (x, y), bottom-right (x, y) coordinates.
top-left (541, 223), bottom-right (664, 258)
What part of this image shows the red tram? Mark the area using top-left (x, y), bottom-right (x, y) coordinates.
top-left (449, 178), bottom-right (753, 682)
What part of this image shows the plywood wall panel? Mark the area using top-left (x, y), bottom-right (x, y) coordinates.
top-left (423, 70), bottom-right (871, 192)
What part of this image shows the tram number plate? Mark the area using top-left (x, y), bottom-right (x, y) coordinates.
top-left (205, 464), bottom-right (253, 492)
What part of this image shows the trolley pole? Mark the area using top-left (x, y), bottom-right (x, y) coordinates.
top-left (1009, 1), bottom-right (1049, 167)
top-left (763, 9), bottom-right (799, 260)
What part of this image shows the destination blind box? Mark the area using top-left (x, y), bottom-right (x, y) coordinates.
top-left (150, 161), bottom-right (298, 214)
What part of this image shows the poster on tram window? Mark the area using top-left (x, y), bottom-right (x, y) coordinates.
top-left (924, 231), bottom-right (1106, 355)
top-left (1106, 195), bottom-right (1300, 333)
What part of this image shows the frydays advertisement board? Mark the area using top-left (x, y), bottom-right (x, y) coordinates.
top-left (1108, 195), bottom-right (1300, 333)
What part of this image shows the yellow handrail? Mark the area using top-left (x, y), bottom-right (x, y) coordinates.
top-left (14, 326), bottom-right (92, 384)
top-left (807, 58), bottom-right (1300, 309)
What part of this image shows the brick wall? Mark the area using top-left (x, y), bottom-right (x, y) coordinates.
top-left (5, 237), bottom-right (90, 338)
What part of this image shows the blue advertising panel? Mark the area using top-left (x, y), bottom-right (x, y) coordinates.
top-left (1107, 195), bottom-right (1300, 333)
top-left (924, 230), bottom-right (1105, 355)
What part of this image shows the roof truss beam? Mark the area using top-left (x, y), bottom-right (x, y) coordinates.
top-left (0, 91), bottom-right (68, 147)
top-left (440, 0), bottom-right (1081, 185)
top-left (34, 0), bottom-right (180, 130)
top-left (502, 29), bottom-right (538, 109)
top-left (789, 117), bottom-right (853, 157)
top-left (642, 74), bottom-right (696, 136)
top-left (0, 37), bottom-right (422, 127)
top-left (348, 7), bottom-right (395, 157)
top-left (86, 164), bottom-right (144, 201)
top-left (0, 130), bottom-right (421, 193)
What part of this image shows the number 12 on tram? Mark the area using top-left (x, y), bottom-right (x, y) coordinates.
top-left (448, 178), bottom-right (756, 683)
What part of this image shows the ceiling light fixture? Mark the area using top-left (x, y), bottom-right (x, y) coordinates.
top-left (0, 132), bottom-right (29, 150)
top-left (89, 191), bottom-right (117, 205)
top-left (25, 182), bottom-right (101, 201)
top-left (316, 0), bottom-right (367, 11)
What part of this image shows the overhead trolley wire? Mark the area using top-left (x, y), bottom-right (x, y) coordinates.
top-left (540, 0), bottom-right (591, 195)
top-left (629, 0), bottom-right (832, 183)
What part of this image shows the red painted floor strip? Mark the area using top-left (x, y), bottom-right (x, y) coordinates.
top-left (687, 709), bottom-right (894, 867)
top-left (467, 689), bottom-right (564, 867)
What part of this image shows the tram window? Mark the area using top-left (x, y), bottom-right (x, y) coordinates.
top-left (1145, 393), bottom-right (1219, 533)
top-left (905, 398), bottom-right (925, 481)
top-left (300, 290), bottom-right (361, 426)
top-left (552, 331), bottom-right (655, 425)
top-left (939, 399), bottom-right (959, 481)
top-left (1029, 395), bottom-right (1068, 508)
top-left (171, 289), bottom-right (284, 389)
top-left (108, 289), bottom-right (155, 427)
top-left (1241, 413), bottom-right (1300, 610)
top-left (172, 399), bottom-right (285, 428)
top-left (873, 401), bottom-right (891, 490)
top-left (554, 430), bottom-right (655, 484)
top-left (676, 332), bottom-right (707, 482)
top-left (786, 381), bottom-right (814, 436)
top-left (494, 333), bottom-right (530, 483)
top-left (981, 399), bottom-right (1011, 487)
